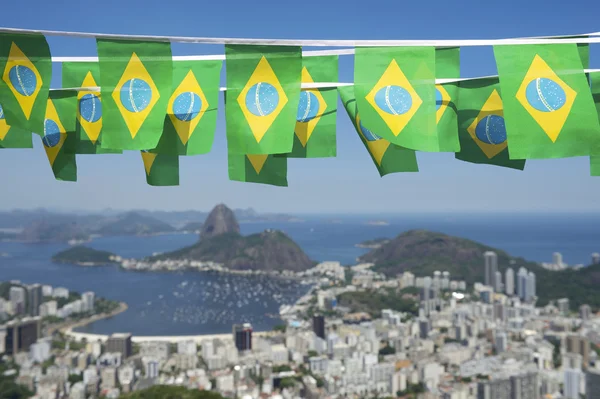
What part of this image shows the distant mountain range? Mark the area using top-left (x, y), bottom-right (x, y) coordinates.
top-left (0, 208), bottom-right (301, 243)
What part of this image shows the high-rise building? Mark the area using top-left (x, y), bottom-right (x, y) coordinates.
top-left (312, 315), bottom-right (325, 339)
top-left (586, 369), bottom-right (600, 399)
top-left (526, 272), bottom-right (536, 301)
top-left (494, 271), bottom-right (503, 293)
top-left (505, 268), bottom-right (514, 296)
top-left (484, 252), bottom-right (498, 289)
top-left (553, 252), bottom-right (563, 267)
top-left (105, 333), bottom-right (132, 359)
top-left (419, 318), bottom-right (431, 339)
top-left (82, 292), bottom-right (95, 313)
top-left (566, 335), bottom-right (590, 368)
top-left (4, 317), bottom-right (41, 355)
top-left (495, 331), bottom-right (507, 354)
top-left (9, 286), bottom-right (26, 315)
top-left (510, 372), bottom-right (538, 399)
top-left (145, 360), bottom-right (159, 378)
top-left (27, 284), bottom-right (42, 317)
top-left (580, 304), bottom-right (592, 320)
top-left (477, 377), bottom-right (511, 399)
top-left (517, 267), bottom-right (528, 300)
top-left (233, 323), bottom-right (252, 351)
top-left (433, 271), bottom-right (441, 291)
top-left (564, 369), bottom-right (581, 399)
top-left (592, 253), bottom-right (600, 265)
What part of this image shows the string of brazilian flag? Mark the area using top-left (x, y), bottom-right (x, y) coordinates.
top-left (1, 31), bottom-right (600, 186)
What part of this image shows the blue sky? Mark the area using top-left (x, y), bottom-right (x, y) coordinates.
top-left (0, 0), bottom-right (599, 213)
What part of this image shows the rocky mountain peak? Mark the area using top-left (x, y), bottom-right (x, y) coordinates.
top-left (200, 204), bottom-right (240, 240)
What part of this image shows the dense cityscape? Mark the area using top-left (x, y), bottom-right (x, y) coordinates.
top-left (1, 250), bottom-right (600, 398)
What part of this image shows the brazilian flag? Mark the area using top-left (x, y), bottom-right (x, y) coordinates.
top-left (0, 102), bottom-right (32, 148)
top-left (225, 45), bottom-right (302, 155)
top-left (435, 48), bottom-right (461, 152)
top-left (589, 72), bottom-right (600, 176)
top-left (354, 46), bottom-right (437, 152)
top-left (140, 151), bottom-right (179, 186)
top-left (288, 55), bottom-right (338, 158)
top-left (0, 33), bottom-right (51, 133)
top-left (228, 152), bottom-right (287, 187)
top-left (41, 91), bottom-right (78, 182)
top-left (96, 39), bottom-right (173, 151)
top-left (455, 78), bottom-right (525, 170)
top-left (494, 44), bottom-right (600, 159)
top-left (62, 62), bottom-right (121, 154)
top-left (338, 86), bottom-right (418, 177)
top-left (151, 60), bottom-right (222, 156)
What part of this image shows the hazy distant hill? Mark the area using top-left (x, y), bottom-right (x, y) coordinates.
top-left (359, 229), bottom-right (600, 309)
top-left (52, 246), bottom-right (117, 265)
top-left (95, 212), bottom-right (176, 236)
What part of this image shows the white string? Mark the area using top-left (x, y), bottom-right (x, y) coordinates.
top-left (54, 69), bottom-right (600, 92)
top-left (3, 26), bottom-right (600, 47)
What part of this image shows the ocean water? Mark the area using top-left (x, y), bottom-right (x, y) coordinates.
top-left (0, 213), bottom-right (598, 335)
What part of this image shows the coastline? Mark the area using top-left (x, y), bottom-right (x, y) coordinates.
top-left (47, 302), bottom-right (129, 336)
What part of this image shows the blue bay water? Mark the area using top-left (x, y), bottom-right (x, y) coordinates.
top-left (0, 213), bottom-right (598, 336)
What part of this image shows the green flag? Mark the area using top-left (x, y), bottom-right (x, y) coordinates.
top-left (225, 45), bottom-right (301, 155)
top-left (140, 151), bottom-right (179, 186)
top-left (0, 102), bottom-right (32, 148)
top-left (288, 55), bottom-right (338, 158)
top-left (0, 33), bottom-right (51, 133)
top-left (62, 62), bottom-right (121, 154)
top-left (455, 78), bottom-right (525, 170)
top-left (338, 86), bottom-right (418, 177)
top-left (96, 39), bottom-right (172, 151)
top-left (151, 60), bottom-right (222, 156)
top-left (41, 91), bottom-right (77, 182)
top-left (228, 152), bottom-right (287, 186)
top-left (493, 44), bottom-right (600, 159)
top-left (589, 72), bottom-right (600, 176)
top-left (435, 48), bottom-right (461, 152)
top-left (354, 46), bottom-right (437, 152)
top-left (591, 157), bottom-right (600, 176)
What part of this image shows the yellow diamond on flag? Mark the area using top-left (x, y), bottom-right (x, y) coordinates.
top-left (467, 89), bottom-right (507, 159)
top-left (247, 154), bottom-right (268, 174)
top-left (42, 99), bottom-right (67, 166)
top-left (2, 42), bottom-right (43, 120)
top-left (356, 114), bottom-right (389, 166)
top-left (141, 151), bottom-right (157, 175)
top-left (78, 72), bottom-right (102, 144)
top-left (0, 103), bottom-right (10, 140)
top-left (436, 84), bottom-right (451, 124)
top-left (112, 52), bottom-right (160, 139)
top-left (365, 59), bottom-right (422, 137)
top-left (515, 55), bottom-right (576, 143)
top-left (167, 70), bottom-right (208, 145)
top-left (295, 67), bottom-right (327, 147)
top-left (237, 56), bottom-right (288, 143)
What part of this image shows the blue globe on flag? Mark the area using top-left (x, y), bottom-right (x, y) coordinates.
top-left (435, 88), bottom-right (443, 110)
top-left (245, 82), bottom-right (279, 117)
top-left (9, 65), bottom-right (37, 97)
top-left (79, 94), bottom-right (102, 123)
top-left (120, 78), bottom-right (152, 113)
top-left (296, 91), bottom-right (320, 122)
top-left (42, 119), bottom-right (61, 148)
top-left (360, 121), bottom-right (382, 142)
top-left (475, 115), bottom-right (507, 145)
top-left (173, 92), bottom-right (202, 122)
top-left (374, 85), bottom-right (412, 115)
top-left (525, 78), bottom-right (567, 112)
top-left (0, 103), bottom-right (4, 120)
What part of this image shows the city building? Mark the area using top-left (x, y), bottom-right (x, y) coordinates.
top-left (313, 314), bottom-right (325, 339)
top-left (177, 340), bottom-right (197, 355)
top-left (505, 268), bottom-right (514, 296)
top-left (145, 360), bottom-right (159, 378)
top-left (39, 301), bottom-right (57, 317)
top-left (9, 286), bottom-right (26, 315)
top-left (517, 267), bottom-right (528, 301)
top-left (558, 298), bottom-right (570, 315)
top-left (27, 284), bottom-right (42, 317)
top-left (526, 272), bottom-right (536, 302)
top-left (510, 372), bottom-right (538, 399)
top-left (81, 292), bottom-right (95, 313)
top-left (566, 335), bottom-right (590, 368)
top-left (233, 323), bottom-right (252, 351)
top-left (495, 331), bottom-right (507, 354)
top-left (3, 317), bottom-right (40, 355)
top-left (564, 369), bottom-right (582, 399)
top-left (587, 368), bottom-right (600, 399)
top-left (580, 304), bottom-right (592, 320)
top-left (105, 333), bottom-right (132, 359)
top-left (553, 252), bottom-right (563, 268)
top-left (484, 251), bottom-right (498, 290)
top-left (494, 271), bottom-right (503, 293)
